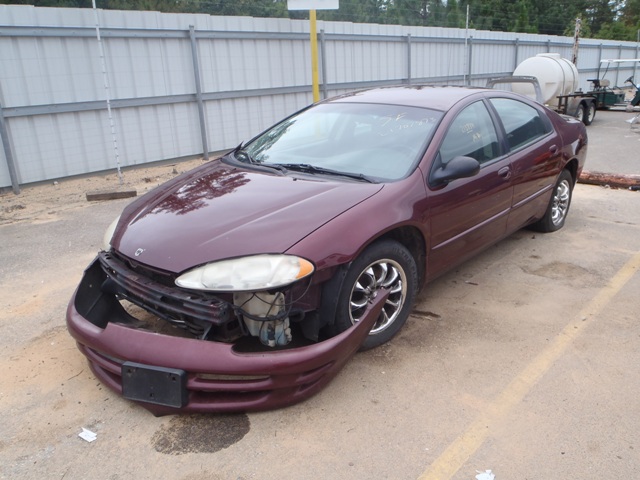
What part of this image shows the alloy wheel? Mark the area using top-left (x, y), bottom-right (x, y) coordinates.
top-left (349, 259), bottom-right (407, 334)
top-left (551, 179), bottom-right (571, 226)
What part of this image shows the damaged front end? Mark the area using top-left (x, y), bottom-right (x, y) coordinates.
top-left (98, 251), bottom-right (315, 347)
top-left (67, 253), bottom-right (387, 414)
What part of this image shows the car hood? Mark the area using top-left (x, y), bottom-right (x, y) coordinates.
top-left (113, 160), bottom-right (383, 273)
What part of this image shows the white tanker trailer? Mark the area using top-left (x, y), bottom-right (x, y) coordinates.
top-left (488, 53), bottom-right (598, 125)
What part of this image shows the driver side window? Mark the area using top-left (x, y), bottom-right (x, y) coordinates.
top-left (439, 101), bottom-right (500, 166)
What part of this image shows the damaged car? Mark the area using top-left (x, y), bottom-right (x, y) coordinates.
top-left (67, 86), bottom-right (587, 414)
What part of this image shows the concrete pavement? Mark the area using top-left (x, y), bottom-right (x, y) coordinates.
top-left (582, 109), bottom-right (640, 177)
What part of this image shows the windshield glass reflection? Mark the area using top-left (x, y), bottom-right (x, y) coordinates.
top-left (243, 103), bottom-right (442, 181)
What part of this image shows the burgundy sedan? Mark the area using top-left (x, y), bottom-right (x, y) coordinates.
top-left (67, 86), bottom-right (587, 414)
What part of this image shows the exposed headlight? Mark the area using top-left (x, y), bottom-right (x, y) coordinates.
top-left (102, 215), bottom-right (121, 251)
top-left (175, 254), bottom-right (314, 292)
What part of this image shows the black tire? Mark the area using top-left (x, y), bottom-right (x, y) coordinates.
top-left (328, 240), bottom-right (418, 350)
top-left (530, 169), bottom-right (574, 233)
top-left (583, 102), bottom-right (596, 125)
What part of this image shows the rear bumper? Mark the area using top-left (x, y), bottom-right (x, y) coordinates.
top-left (66, 259), bottom-right (385, 415)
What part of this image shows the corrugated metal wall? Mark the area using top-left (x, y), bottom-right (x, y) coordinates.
top-left (1, 5), bottom-right (638, 190)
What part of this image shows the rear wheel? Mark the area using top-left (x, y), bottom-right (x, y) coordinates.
top-left (328, 240), bottom-right (418, 350)
top-left (576, 102), bottom-right (596, 125)
top-left (530, 169), bottom-right (573, 233)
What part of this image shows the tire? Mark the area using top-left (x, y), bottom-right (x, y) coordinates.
top-left (576, 104), bottom-right (587, 124)
top-left (328, 240), bottom-right (418, 350)
top-left (530, 169), bottom-right (573, 233)
top-left (583, 102), bottom-right (596, 125)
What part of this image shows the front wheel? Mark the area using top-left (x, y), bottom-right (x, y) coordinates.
top-left (530, 170), bottom-right (574, 233)
top-left (328, 240), bottom-right (418, 350)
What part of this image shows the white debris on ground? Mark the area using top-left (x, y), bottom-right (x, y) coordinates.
top-left (475, 470), bottom-right (495, 480)
top-left (78, 428), bottom-right (97, 443)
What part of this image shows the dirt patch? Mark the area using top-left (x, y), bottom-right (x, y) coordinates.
top-left (522, 261), bottom-right (595, 285)
top-left (0, 325), bottom-right (101, 452)
top-left (0, 157), bottom-right (208, 226)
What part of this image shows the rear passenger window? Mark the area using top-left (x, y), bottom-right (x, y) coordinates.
top-left (490, 98), bottom-right (550, 151)
top-left (438, 101), bottom-right (500, 166)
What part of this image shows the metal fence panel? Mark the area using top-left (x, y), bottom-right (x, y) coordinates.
top-left (0, 136), bottom-right (8, 185)
top-left (1, 5), bottom-right (638, 190)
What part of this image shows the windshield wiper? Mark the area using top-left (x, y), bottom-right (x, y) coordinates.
top-left (233, 145), bottom-right (258, 165)
top-left (231, 146), bottom-right (287, 175)
top-left (276, 163), bottom-right (375, 183)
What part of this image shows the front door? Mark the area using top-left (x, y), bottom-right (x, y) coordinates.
top-left (426, 100), bottom-right (513, 280)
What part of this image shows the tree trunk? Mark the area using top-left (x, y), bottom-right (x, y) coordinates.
top-left (578, 170), bottom-right (640, 189)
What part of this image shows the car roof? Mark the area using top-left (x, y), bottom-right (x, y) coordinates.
top-left (327, 85), bottom-right (489, 112)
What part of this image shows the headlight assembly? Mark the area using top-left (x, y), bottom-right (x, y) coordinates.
top-left (103, 215), bottom-right (121, 251)
top-left (175, 254), bottom-right (314, 292)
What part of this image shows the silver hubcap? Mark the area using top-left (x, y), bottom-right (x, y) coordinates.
top-left (551, 180), bottom-right (571, 225)
top-left (349, 259), bottom-right (407, 334)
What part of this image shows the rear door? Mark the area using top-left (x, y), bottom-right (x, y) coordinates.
top-left (488, 97), bottom-right (563, 231)
top-left (426, 99), bottom-right (513, 279)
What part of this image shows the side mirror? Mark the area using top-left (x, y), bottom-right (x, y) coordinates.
top-left (430, 155), bottom-right (480, 186)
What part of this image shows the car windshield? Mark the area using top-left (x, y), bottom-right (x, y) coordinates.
top-left (239, 102), bottom-right (442, 182)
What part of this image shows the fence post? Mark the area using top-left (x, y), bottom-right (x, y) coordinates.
top-left (92, 1), bottom-right (123, 185)
top-left (189, 25), bottom-right (209, 161)
top-left (615, 44), bottom-right (622, 86)
top-left (513, 38), bottom-right (519, 70)
top-left (406, 34), bottom-right (412, 85)
top-left (467, 36), bottom-right (473, 85)
top-left (320, 29), bottom-right (328, 99)
top-left (635, 35), bottom-right (639, 81)
top-left (0, 101), bottom-right (20, 194)
top-left (597, 43), bottom-right (603, 78)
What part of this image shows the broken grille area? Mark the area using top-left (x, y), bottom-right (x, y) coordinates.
top-left (99, 251), bottom-right (241, 340)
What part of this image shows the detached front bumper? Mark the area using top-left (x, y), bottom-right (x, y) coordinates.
top-left (66, 258), bottom-right (385, 415)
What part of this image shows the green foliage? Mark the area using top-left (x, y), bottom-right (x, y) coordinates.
top-left (2, 0), bottom-right (637, 41)
top-left (318, 0), bottom-right (389, 24)
top-left (624, 0), bottom-right (640, 23)
top-left (205, 0), bottom-right (288, 17)
top-left (597, 22), bottom-right (639, 41)
top-left (563, 15), bottom-right (593, 38)
top-left (514, 0), bottom-right (536, 34)
top-left (445, 0), bottom-right (464, 29)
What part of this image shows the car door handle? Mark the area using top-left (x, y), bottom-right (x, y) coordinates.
top-left (549, 145), bottom-right (559, 154)
top-left (498, 166), bottom-right (511, 179)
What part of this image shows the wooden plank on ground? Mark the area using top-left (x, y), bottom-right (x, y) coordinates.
top-left (86, 189), bottom-right (137, 201)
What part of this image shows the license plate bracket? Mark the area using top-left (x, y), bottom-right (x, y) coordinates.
top-left (121, 362), bottom-right (188, 408)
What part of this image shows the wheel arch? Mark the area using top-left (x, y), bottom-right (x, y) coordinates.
top-left (375, 225), bottom-right (427, 287)
top-left (564, 157), bottom-right (579, 185)
top-left (316, 224), bottom-right (426, 332)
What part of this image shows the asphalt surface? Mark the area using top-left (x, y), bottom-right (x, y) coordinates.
top-left (584, 109), bottom-right (640, 176)
top-left (0, 110), bottom-right (639, 480)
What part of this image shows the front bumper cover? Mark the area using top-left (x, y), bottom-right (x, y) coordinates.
top-left (66, 257), bottom-right (386, 415)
